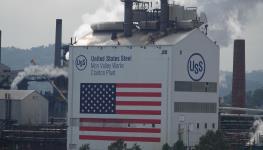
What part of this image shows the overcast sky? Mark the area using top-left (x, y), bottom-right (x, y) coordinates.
top-left (0, 0), bottom-right (263, 72)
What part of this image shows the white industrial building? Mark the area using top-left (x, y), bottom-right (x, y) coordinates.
top-left (0, 90), bottom-right (49, 125)
top-left (67, 2), bottom-right (219, 150)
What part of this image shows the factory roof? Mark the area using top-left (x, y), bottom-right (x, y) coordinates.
top-left (75, 28), bottom-right (198, 46)
top-left (0, 90), bottom-right (35, 100)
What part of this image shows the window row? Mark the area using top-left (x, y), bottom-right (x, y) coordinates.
top-left (174, 81), bottom-right (217, 92)
top-left (174, 102), bottom-right (217, 113)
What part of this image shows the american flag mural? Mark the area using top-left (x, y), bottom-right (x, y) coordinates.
top-left (79, 83), bottom-right (162, 142)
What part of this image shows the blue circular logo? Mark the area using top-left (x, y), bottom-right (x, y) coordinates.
top-left (75, 55), bottom-right (87, 71)
top-left (187, 53), bottom-right (206, 81)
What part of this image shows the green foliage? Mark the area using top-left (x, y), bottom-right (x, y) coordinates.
top-left (162, 143), bottom-right (171, 150)
top-left (108, 140), bottom-right (142, 150)
top-left (79, 144), bottom-right (90, 150)
top-left (173, 140), bottom-right (186, 150)
top-left (108, 139), bottom-right (127, 150)
top-left (195, 130), bottom-right (230, 150)
top-left (127, 144), bottom-right (142, 150)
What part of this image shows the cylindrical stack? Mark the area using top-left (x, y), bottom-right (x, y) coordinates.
top-left (124, 0), bottom-right (133, 37)
top-left (232, 39), bottom-right (246, 111)
top-left (160, 0), bottom-right (169, 33)
top-left (54, 19), bottom-right (62, 67)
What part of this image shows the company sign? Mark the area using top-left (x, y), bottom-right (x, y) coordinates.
top-left (187, 53), bottom-right (205, 81)
top-left (75, 55), bottom-right (87, 71)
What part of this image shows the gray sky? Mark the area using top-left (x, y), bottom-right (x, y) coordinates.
top-left (0, 0), bottom-right (263, 71)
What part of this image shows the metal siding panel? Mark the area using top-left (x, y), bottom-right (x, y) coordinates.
top-left (69, 46), bottom-right (170, 150)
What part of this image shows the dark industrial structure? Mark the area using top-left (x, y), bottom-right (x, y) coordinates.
top-left (232, 39), bottom-right (246, 109)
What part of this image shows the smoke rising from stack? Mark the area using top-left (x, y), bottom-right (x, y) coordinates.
top-left (177, 0), bottom-right (262, 46)
top-left (11, 65), bottom-right (68, 90)
top-left (74, 0), bottom-right (262, 46)
top-left (249, 119), bottom-right (263, 145)
top-left (74, 0), bottom-right (123, 40)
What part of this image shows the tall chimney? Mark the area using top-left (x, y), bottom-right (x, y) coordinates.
top-left (232, 39), bottom-right (246, 110)
top-left (160, 0), bottom-right (169, 33)
top-left (55, 19), bottom-right (62, 67)
top-left (124, 0), bottom-right (133, 37)
top-left (0, 30), bottom-right (2, 64)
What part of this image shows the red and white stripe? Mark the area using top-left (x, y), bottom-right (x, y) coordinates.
top-left (79, 83), bottom-right (162, 142)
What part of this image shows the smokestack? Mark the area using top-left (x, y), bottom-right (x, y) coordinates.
top-left (55, 19), bottom-right (62, 67)
top-left (124, 0), bottom-right (133, 37)
top-left (160, 0), bottom-right (169, 33)
top-left (0, 30), bottom-right (2, 64)
top-left (232, 39), bottom-right (246, 110)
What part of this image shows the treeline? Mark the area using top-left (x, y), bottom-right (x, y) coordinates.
top-left (79, 130), bottom-right (230, 150)
top-left (224, 87), bottom-right (263, 108)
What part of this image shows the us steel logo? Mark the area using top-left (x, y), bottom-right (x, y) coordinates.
top-left (75, 55), bottom-right (87, 71)
top-left (187, 53), bottom-right (206, 81)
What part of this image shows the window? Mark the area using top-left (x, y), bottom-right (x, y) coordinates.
top-left (197, 123), bottom-right (199, 129)
top-left (174, 81), bottom-right (217, 93)
top-left (205, 123), bottom-right (207, 129)
top-left (174, 102), bottom-right (217, 113)
top-left (212, 123), bottom-right (215, 129)
top-left (152, 124), bottom-right (155, 128)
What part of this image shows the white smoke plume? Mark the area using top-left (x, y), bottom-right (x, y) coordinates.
top-left (249, 119), bottom-right (263, 145)
top-left (75, 0), bottom-right (262, 46)
top-left (219, 71), bottom-right (228, 88)
top-left (74, 0), bottom-right (124, 40)
top-left (176, 0), bottom-right (263, 46)
top-left (11, 65), bottom-right (68, 90)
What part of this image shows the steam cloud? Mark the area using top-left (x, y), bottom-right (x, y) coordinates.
top-left (74, 0), bottom-right (262, 47)
top-left (177, 0), bottom-right (263, 46)
top-left (219, 71), bottom-right (228, 88)
top-left (11, 65), bottom-right (68, 89)
top-left (74, 0), bottom-right (124, 40)
top-left (249, 119), bottom-right (263, 145)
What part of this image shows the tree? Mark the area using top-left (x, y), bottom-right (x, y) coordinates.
top-left (79, 144), bottom-right (90, 150)
top-left (108, 139), bottom-right (127, 150)
top-left (162, 143), bottom-right (171, 150)
top-left (108, 140), bottom-right (142, 150)
top-left (173, 140), bottom-right (186, 150)
top-left (195, 130), bottom-right (230, 150)
top-left (127, 144), bottom-right (142, 150)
